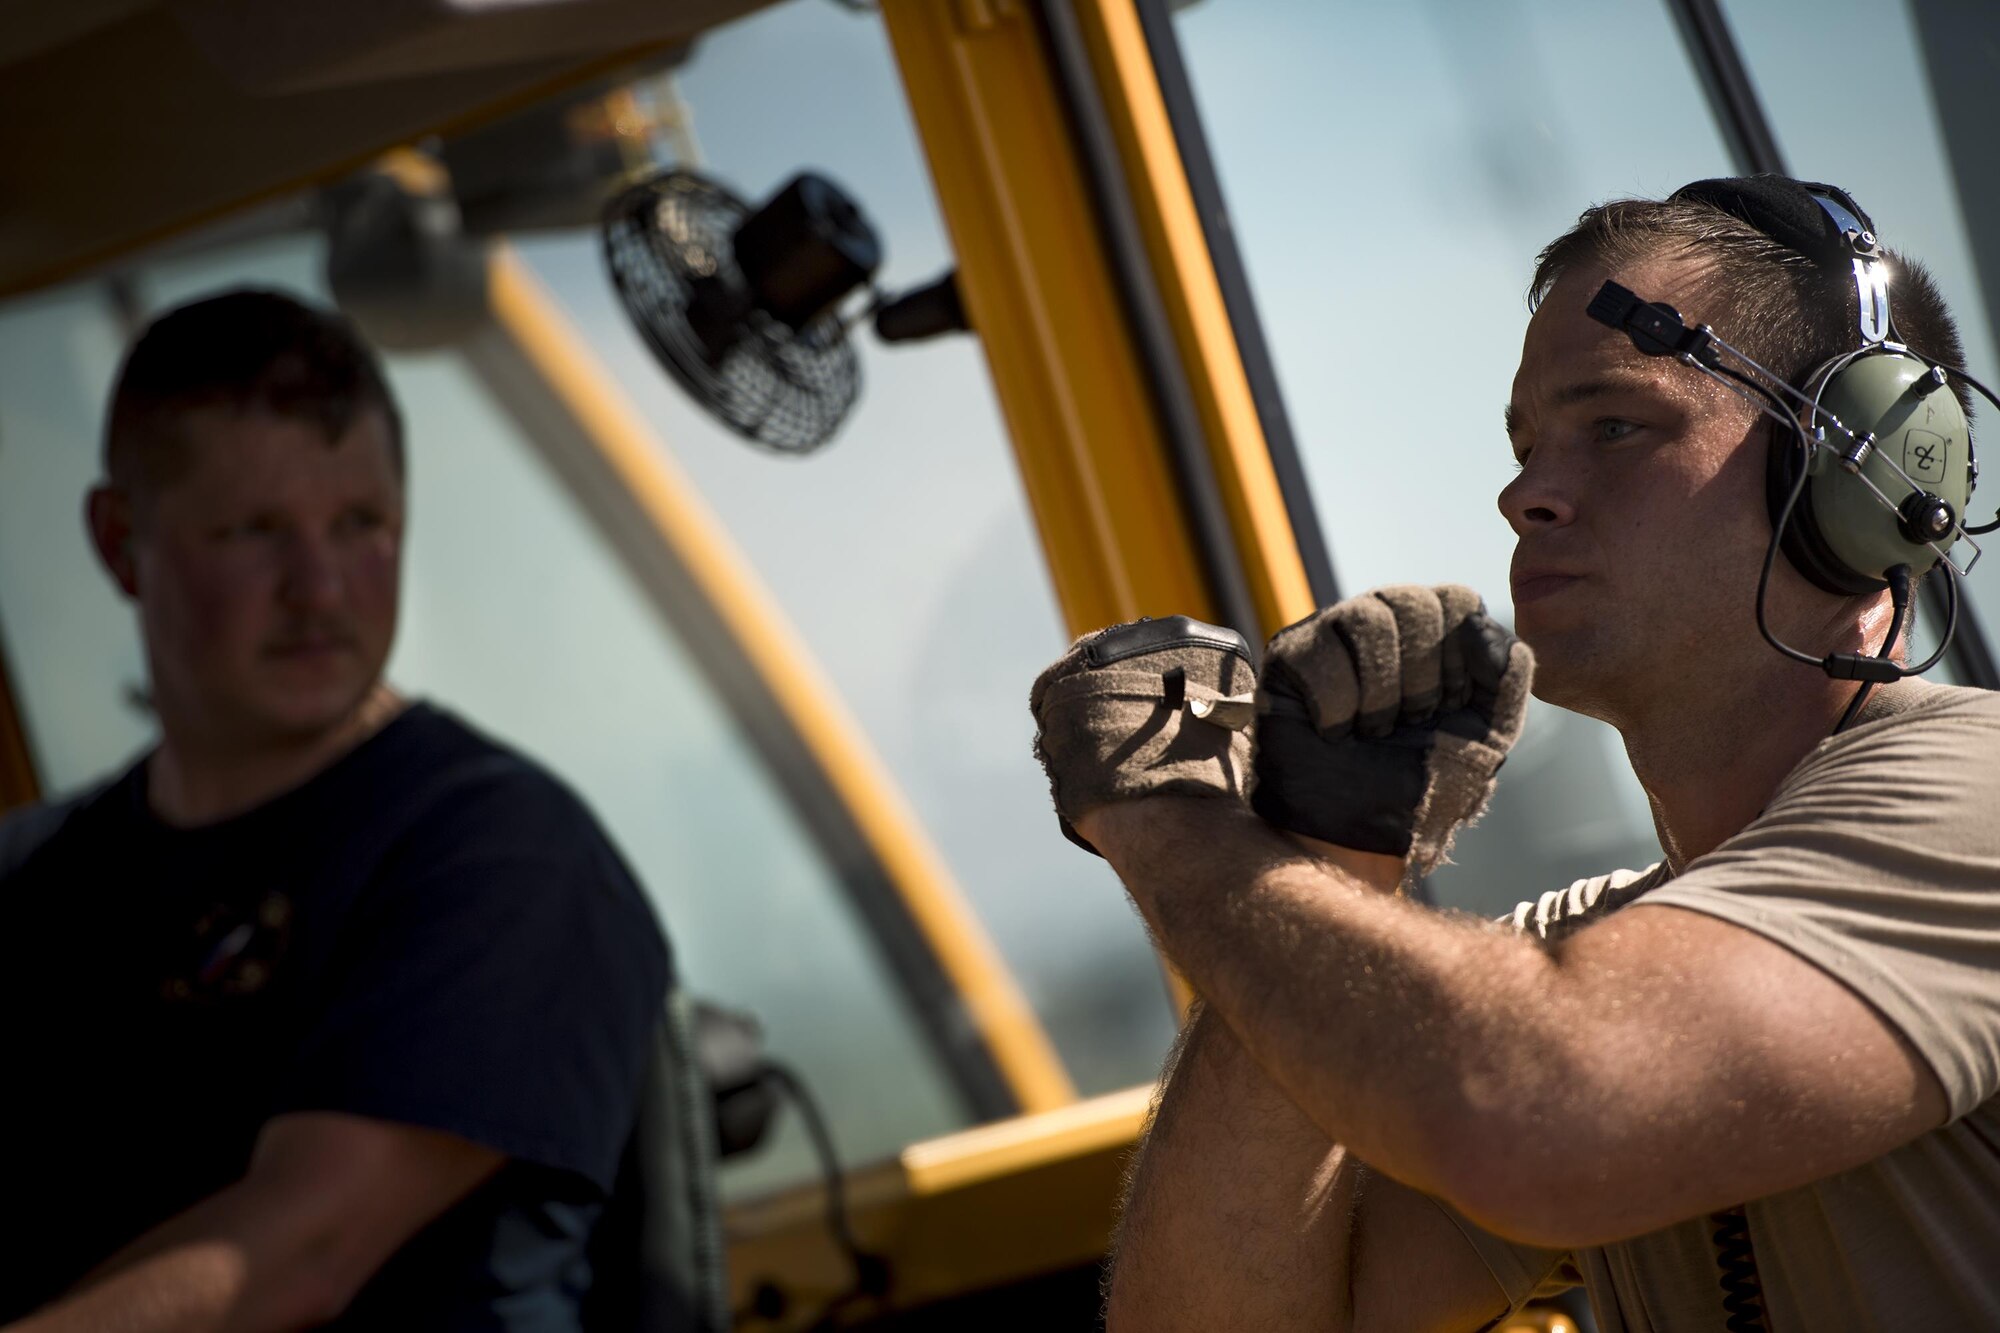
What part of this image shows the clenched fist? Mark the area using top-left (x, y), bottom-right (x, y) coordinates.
top-left (1030, 616), bottom-right (1257, 854)
top-left (1251, 585), bottom-right (1533, 879)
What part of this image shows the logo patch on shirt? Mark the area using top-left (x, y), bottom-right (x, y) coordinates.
top-left (163, 891), bottom-right (293, 1003)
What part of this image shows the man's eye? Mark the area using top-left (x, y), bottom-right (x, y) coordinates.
top-left (336, 507), bottom-right (384, 536)
top-left (1597, 419), bottom-right (1640, 442)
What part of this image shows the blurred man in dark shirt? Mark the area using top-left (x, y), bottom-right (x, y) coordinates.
top-left (0, 290), bottom-right (671, 1330)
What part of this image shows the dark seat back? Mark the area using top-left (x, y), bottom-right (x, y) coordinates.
top-left (585, 989), bottom-right (731, 1332)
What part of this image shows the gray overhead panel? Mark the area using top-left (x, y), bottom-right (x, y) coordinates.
top-left (0, 0), bottom-right (772, 299)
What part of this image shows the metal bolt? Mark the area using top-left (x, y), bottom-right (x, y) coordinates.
top-left (1841, 434), bottom-right (1875, 474)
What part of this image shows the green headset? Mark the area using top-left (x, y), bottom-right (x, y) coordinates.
top-left (1588, 174), bottom-right (1997, 701)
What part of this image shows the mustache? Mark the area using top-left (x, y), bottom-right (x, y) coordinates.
top-left (262, 623), bottom-right (360, 653)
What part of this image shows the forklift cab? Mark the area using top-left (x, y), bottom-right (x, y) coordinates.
top-left (2, 1), bottom-right (1997, 1328)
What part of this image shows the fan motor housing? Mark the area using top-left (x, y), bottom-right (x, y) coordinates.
top-left (732, 173), bottom-right (881, 330)
top-left (601, 169), bottom-right (864, 454)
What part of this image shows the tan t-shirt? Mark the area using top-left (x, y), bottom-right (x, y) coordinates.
top-left (1444, 681), bottom-right (2000, 1331)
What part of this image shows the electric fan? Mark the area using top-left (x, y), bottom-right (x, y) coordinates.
top-left (603, 169), bottom-right (878, 454)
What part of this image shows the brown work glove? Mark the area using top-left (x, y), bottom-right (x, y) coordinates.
top-left (1030, 616), bottom-right (1258, 854)
top-left (1251, 585), bottom-right (1533, 879)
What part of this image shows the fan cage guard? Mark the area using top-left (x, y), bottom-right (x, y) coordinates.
top-left (603, 171), bottom-right (861, 455)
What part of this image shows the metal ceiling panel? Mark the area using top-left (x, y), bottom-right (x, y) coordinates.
top-left (0, 0), bottom-right (771, 297)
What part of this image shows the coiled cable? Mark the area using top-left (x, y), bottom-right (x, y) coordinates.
top-left (1709, 1206), bottom-right (1770, 1332)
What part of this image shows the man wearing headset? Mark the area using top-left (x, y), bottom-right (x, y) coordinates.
top-left (1032, 175), bottom-right (2000, 1329)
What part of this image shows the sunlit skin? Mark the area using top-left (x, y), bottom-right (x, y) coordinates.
top-left (1499, 249), bottom-right (1905, 865)
top-left (1084, 246), bottom-right (1946, 1328)
top-left (86, 407), bottom-right (408, 826)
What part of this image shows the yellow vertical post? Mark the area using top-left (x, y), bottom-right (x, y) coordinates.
top-left (882, 1), bottom-right (1327, 1016)
top-left (1069, 0), bottom-right (1319, 635)
top-left (878, 0), bottom-right (1220, 634)
top-left (879, 0), bottom-right (1319, 643)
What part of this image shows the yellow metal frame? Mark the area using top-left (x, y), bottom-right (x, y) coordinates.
top-left (880, 0), bottom-right (1318, 645)
top-left (476, 246), bottom-right (1076, 1115)
top-left (879, 0), bottom-right (1218, 635)
top-left (878, 0), bottom-right (1330, 1029)
top-left (727, 1084), bottom-right (1154, 1328)
top-left (1070, 0), bottom-right (1319, 637)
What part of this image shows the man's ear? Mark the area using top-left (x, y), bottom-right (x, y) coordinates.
top-left (86, 485), bottom-right (140, 599)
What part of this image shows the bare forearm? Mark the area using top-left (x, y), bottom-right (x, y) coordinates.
top-left (7, 1181), bottom-right (346, 1333)
top-left (1109, 1007), bottom-right (1359, 1331)
top-left (1094, 798), bottom-right (1562, 1208)
top-left (1113, 1006), bottom-right (1511, 1332)
top-left (8, 1116), bottom-right (501, 1333)
top-left (9, 1243), bottom-right (283, 1333)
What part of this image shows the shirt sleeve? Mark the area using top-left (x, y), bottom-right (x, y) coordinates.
top-left (275, 767), bottom-right (672, 1195)
top-left (1409, 1184), bottom-right (1579, 1322)
top-left (1640, 691), bottom-right (2000, 1122)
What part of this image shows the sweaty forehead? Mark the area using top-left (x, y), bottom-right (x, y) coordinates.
top-left (1541, 248), bottom-right (1724, 341)
top-left (1512, 284), bottom-right (1653, 408)
top-left (1507, 254), bottom-right (1754, 448)
top-left (1515, 254), bottom-right (1724, 389)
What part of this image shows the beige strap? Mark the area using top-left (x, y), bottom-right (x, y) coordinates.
top-left (1188, 692), bottom-right (1256, 731)
top-left (1039, 671), bottom-right (1254, 731)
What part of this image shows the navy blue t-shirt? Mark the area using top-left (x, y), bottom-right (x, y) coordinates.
top-left (0, 703), bottom-right (672, 1327)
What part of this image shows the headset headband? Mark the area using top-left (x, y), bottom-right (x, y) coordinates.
top-left (1670, 174), bottom-right (1892, 345)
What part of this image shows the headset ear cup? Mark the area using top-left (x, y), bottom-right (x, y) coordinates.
top-left (1766, 418), bottom-right (1888, 596)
